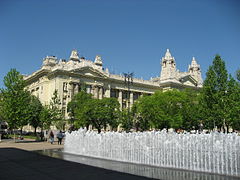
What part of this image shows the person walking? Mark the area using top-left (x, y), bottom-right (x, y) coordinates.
top-left (57, 130), bottom-right (64, 145)
top-left (49, 130), bottom-right (54, 144)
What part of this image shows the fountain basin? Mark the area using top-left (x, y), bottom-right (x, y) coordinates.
top-left (64, 129), bottom-right (240, 177)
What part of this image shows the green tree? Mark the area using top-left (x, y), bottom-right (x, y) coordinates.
top-left (0, 93), bottom-right (4, 122)
top-left (38, 90), bottom-right (63, 132)
top-left (83, 98), bottom-right (120, 133)
top-left (39, 105), bottom-right (53, 130)
top-left (236, 69), bottom-right (240, 81)
top-left (181, 89), bottom-right (201, 131)
top-left (132, 95), bottom-right (153, 131)
top-left (28, 95), bottom-right (43, 135)
top-left (50, 90), bottom-right (64, 130)
top-left (225, 75), bottom-right (240, 131)
top-left (0, 69), bottom-right (31, 134)
top-left (133, 90), bottom-right (185, 131)
top-left (159, 90), bottom-right (185, 130)
top-left (101, 98), bottom-right (120, 130)
top-left (119, 108), bottom-right (133, 131)
top-left (201, 55), bottom-right (228, 131)
top-left (68, 91), bottom-right (92, 128)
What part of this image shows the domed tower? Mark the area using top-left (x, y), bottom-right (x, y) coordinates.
top-left (160, 49), bottom-right (177, 81)
top-left (188, 57), bottom-right (203, 86)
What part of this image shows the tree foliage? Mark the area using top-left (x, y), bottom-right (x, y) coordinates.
top-left (181, 89), bottom-right (201, 131)
top-left (50, 90), bottom-right (64, 129)
top-left (201, 55), bottom-right (232, 131)
top-left (39, 105), bottom-right (53, 130)
top-left (28, 95), bottom-right (43, 134)
top-left (200, 55), bottom-right (240, 131)
top-left (68, 91), bottom-right (92, 128)
top-left (68, 91), bottom-right (120, 133)
top-left (133, 90), bottom-right (188, 131)
top-left (236, 69), bottom-right (240, 82)
top-left (0, 69), bottom-right (31, 132)
top-left (38, 90), bottom-right (63, 130)
top-left (119, 108), bottom-right (133, 132)
top-left (84, 98), bottom-right (119, 133)
top-left (226, 75), bottom-right (240, 130)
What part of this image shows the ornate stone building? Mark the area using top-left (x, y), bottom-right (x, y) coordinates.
top-left (24, 49), bottom-right (202, 118)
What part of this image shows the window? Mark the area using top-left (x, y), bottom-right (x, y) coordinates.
top-left (63, 82), bottom-right (68, 91)
top-left (110, 89), bottom-right (119, 98)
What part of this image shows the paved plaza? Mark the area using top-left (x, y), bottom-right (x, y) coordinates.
top-left (0, 140), bottom-right (155, 180)
top-left (0, 138), bottom-right (63, 151)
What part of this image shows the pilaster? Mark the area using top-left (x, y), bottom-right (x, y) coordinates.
top-left (94, 86), bottom-right (99, 99)
top-left (99, 87), bottom-right (103, 99)
top-left (118, 90), bottom-right (123, 110)
top-left (130, 92), bottom-right (134, 107)
top-left (104, 84), bottom-right (111, 98)
top-left (74, 83), bottom-right (79, 95)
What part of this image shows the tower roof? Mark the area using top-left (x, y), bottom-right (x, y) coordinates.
top-left (162, 49), bottom-right (175, 62)
top-left (164, 49), bottom-right (172, 60)
top-left (190, 57), bottom-right (200, 68)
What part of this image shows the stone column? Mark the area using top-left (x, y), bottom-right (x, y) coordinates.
top-left (74, 83), bottom-right (79, 95)
top-left (99, 87), bottom-right (103, 99)
top-left (130, 91), bottom-right (134, 107)
top-left (94, 86), bottom-right (99, 99)
top-left (118, 90), bottom-right (123, 110)
top-left (104, 84), bottom-right (111, 98)
top-left (86, 85), bottom-right (91, 94)
top-left (91, 86), bottom-right (95, 95)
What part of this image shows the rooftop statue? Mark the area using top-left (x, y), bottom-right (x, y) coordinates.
top-left (95, 55), bottom-right (102, 66)
top-left (70, 50), bottom-right (79, 61)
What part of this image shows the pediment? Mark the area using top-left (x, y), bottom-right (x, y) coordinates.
top-left (179, 75), bottom-right (197, 86)
top-left (70, 67), bottom-right (107, 78)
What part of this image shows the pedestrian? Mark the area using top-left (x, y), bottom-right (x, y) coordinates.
top-left (57, 130), bottom-right (64, 145)
top-left (49, 130), bottom-right (54, 144)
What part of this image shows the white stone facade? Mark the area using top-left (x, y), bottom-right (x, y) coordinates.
top-left (24, 49), bottom-right (202, 118)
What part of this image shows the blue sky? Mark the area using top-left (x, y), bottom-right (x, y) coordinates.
top-left (0, 0), bottom-right (239, 88)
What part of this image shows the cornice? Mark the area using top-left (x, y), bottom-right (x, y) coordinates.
top-left (24, 69), bottom-right (50, 85)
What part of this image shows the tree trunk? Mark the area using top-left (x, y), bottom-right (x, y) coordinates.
top-left (97, 128), bottom-right (101, 133)
top-left (223, 126), bottom-right (226, 133)
top-left (226, 125), bottom-right (229, 133)
top-left (34, 127), bottom-right (37, 136)
top-left (13, 129), bottom-right (16, 143)
top-left (40, 127), bottom-right (43, 141)
top-left (40, 129), bottom-right (44, 141)
top-left (135, 122), bottom-right (139, 132)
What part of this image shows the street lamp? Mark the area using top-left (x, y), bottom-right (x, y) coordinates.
top-left (123, 72), bottom-right (133, 131)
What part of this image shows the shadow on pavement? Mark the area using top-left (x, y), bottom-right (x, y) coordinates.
top-left (0, 148), bottom-right (154, 180)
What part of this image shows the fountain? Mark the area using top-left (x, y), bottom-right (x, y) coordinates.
top-left (64, 129), bottom-right (240, 177)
